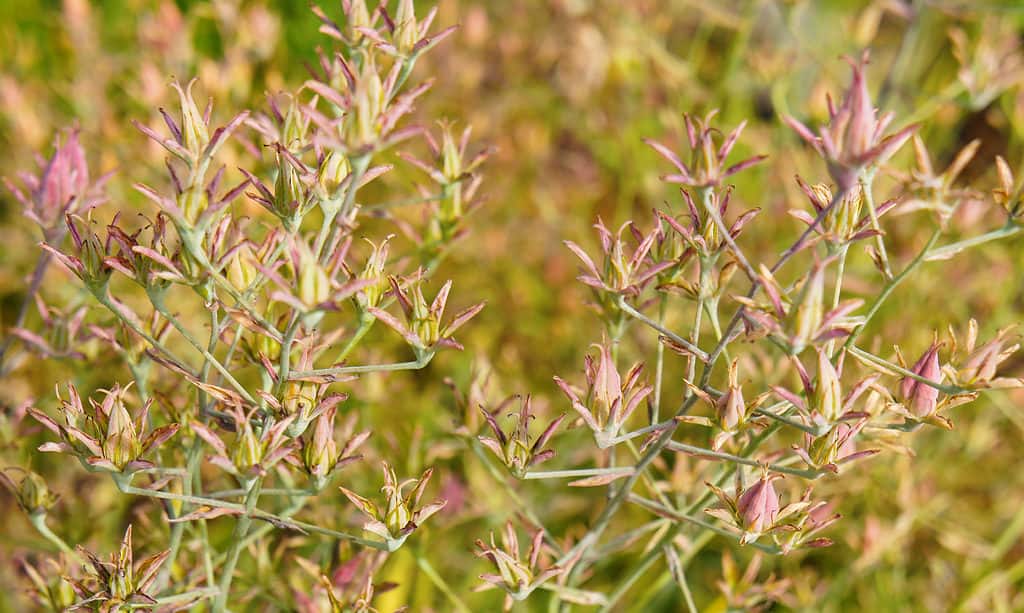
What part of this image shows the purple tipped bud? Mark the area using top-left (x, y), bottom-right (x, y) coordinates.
top-left (736, 474), bottom-right (780, 534)
top-left (901, 343), bottom-right (942, 418)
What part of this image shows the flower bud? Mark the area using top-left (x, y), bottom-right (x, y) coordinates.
top-left (814, 349), bottom-right (843, 422)
top-left (226, 244), bottom-right (258, 292)
top-left (103, 395), bottom-right (140, 470)
top-left (791, 266), bottom-right (825, 352)
top-left (393, 0), bottom-right (419, 55)
top-left (282, 380), bottom-right (318, 419)
top-left (172, 80), bottom-right (210, 156)
top-left (736, 474), bottom-right (780, 535)
top-left (901, 343), bottom-right (942, 418)
top-left (317, 151), bottom-right (351, 196)
top-left (0, 469), bottom-right (59, 515)
top-left (718, 360), bottom-right (746, 431)
top-left (303, 407), bottom-right (338, 478)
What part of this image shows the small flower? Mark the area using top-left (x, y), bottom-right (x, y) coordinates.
top-left (191, 407), bottom-right (298, 488)
top-left (565, 219), bottom-right (673, 301)
top-left (679, 359), bottom-right (770, 450)
top-left (945, 319), bottom-right (1024, 389)
top-left (993, 155), bottom-right (1024, 219)
top-left (399, 122), bottom-right (492, 242)
top-left (305, 52), bottom-right (430, 155)
top-left (791, 419), bottom-right (879, 474)
top-left (369, 275), bottom-right (485, 353)
top-left (300, 405), bottom-right (371, 490)
top-left (863, 342), bottom-right (978, 429)
top-left (0, 468), bottom-right (59, 516)
top-left (339, 461), bottom-right (446, 550)
top-left (645, 111), bottom-right (767, 189)
top-left (474, 522), bottom-right (562, 611)
top-left (41, 214), bottom-right (116, 292)
top-left (771, 349), bottom-right (877, 428)
top-left (478, 395), bottom-right (564, 478)
top-left (67, 525), bottom-right (169, 611)
top-left (895, 135), bottom-right (982, 226)
top-left (2, 128), bottom-right (106, 234)
top-left (30, 383), bottom-right (179, 475)
top-left (705, 470), bottom-right (816, 545)
top-left (785, 51), bottom-right (917, 191)
top-left (736, 260), bottom-right (863, 354)
top-left (716, 552), bottom-right (794, 612)
top-left (20, 555), bottom-right (78, 612)
top-left (656, 189), bottom-right (761, 261)
top-left (8, 298), bottom-right (89, 360)
top-left (357, 0), bottom-right (458, 57)
top-left (790, 178), bottom-right (898, 247)
top-left (259, 235), bottom-right (373, 318)
top-left (554, 343), bottom-right (652, 448)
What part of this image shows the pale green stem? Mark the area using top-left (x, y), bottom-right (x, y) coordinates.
top-left (290, 351), bottom-right (434, 380)
top-left (860, 170), bottom-right (893, 279)
top-left (28, 512), bottom-right (75, 556)
top-left (666, 441), bottom-right (823, 479)
top-left (924, 222), bottom-right (1020, 262)
top-left (617, 297), bottom-right (708, 362)
top-left (416, 554), bottom-right (472, 613)
top-left (653, 295), bottom-right (667, 422)
top-left (843, 228), bottom-right (941, 349)
top-left (213, 479), bottom-right (262, 612)
top-left (150, 297), bottom-right (256, 405)
top-left (522, 467), bottom-right (635, 480)
top-left (847, 345), bottom-right (967, 394)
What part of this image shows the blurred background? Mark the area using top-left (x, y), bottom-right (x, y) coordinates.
top-left (2, 0), bottom-right (1023, 610)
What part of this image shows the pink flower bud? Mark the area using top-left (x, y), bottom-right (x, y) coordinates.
top-left (901, 343), bottom-right (942, 418)
top-left (736, 474), bottom-right (780, 534)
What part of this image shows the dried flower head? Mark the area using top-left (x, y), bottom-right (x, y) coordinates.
top-left (478, 395), bottom-right (563, 478)
top-left (339, 462), bottom-right (446, 550)
top-left (474, 522), bottom-right (562, 611)
top-left (68, 525), bottom-right (169, 611)
top-left (31, 384), bottom-right (179, 475)
top-left (785, 52), bottom-right (917, 190)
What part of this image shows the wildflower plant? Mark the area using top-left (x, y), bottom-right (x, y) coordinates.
top-left (1, 1), bottom-right (1023, 611)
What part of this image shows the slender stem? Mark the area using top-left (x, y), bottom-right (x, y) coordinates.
top-left (213, 479), bottom-right (262, 612)
top-left (150, 297), bottom-right (256, 404)
top-left (924, 223), bottom-right (1020, 262)
top-left (416, 554), bottom-right (472, 613)
top-left (28, 512), bottom-right (75, 555)
top-left (847, 345), bottom-right (966, 394)
top-left (666, 441), bottom-right (823, 479)
top-left (653, 295), bottom-right (667, 422)
top-left (291, 352), bottom-right (433, 380)
top-left (860, 171), bottom-right (893, 279)
top-left (617, 297), bottom-right (708, 362)
top-left (628, 495), bottom-right (781, 553)
top-left (843, 228), bottom-right (941, 349)
top-left (522, 467), bottom-right (634, 480)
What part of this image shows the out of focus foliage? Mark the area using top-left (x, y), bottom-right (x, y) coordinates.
top-left (1, 1), bottom-right (1023, 611)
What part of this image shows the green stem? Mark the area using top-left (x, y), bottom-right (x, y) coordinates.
top-left (860, 170), bottom-right (893, 279)
top-left (522, 467), bottom-right (634, 480)
top-left (213, 480), bottom-right (262, 612)
top-left (843, 228), bottom-right (941, 349)
top-left (416, 554), bottom-right (472, 613)
top-left (924, 223), bottom-right (1020, 262)
top-left (29, 513), bottom-right (75, 555)
top-left (617, 297), bottom-right (708, 362)
top-left (666, 441), bottom-right (823, 479)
